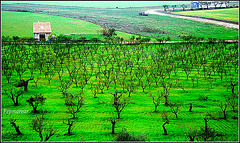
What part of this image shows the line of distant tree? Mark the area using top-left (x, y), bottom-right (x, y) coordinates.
top-left (163, 1), bottom-right (238, 11)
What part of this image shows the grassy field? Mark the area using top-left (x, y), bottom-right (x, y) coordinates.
top-left (2, 42), bottom-right (238, 141)
top-left (1, 11), bottom-right (140, 41)
top-left (1, 1), bottom-right (190, 8)
top-left (173, 8), bottom-right (239, 22)
top-left (2, 3), bottom-right (239, 41)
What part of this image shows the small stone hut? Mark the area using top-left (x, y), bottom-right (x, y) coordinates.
top-left (33, 21), bottom-right (51, 41)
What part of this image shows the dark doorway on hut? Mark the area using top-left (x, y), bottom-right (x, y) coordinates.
top-left (40, 33), bottom-right (45, 41)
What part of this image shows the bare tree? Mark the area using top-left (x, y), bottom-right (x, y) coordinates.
top-left (161, 81), bottom-right (172, 105)
top-left (224, 94), bottom-right (237, 112)
top-left (214, 1), bottom-right (219, 8)
top-left (91, 86), bottom-right (99, 98)
top-left (183, 64), bottom-right (191, 80)
top-left (4, 86), bottom-right (24, 106)
top-left (63, 118), bottom-right (75, 135)
top-left (140, 80), bottom-right (149, 93)
top-left (26, 93), bottom-right (46, 113)
top-left (82, 70), bottom-right (92, 84)
top-left (185, 127), bottom-right (198, 141)
top-left (149, 91), bottom-right (163, 112)
top-left (109, 118), bottom-right (119, 134)
top-left (191, 76), bottom-right (195, 87)
top-left (218, 1), bottom-right (224, 8)
top-left (126, 81), bottom-right (136, 97)
top-left (225, 1), bottom-right (229, 7)
top-left (58, 78), bottom-right (72, 95)
top-left (2, 65), bottom-right (13, 83)
top-left (134, 69), bottom-right (144, 86)
top-left (111, 90), bottom-right (129, 119)
top-left (197, 117), bottom-right (218, 141)
top-left (169, 101), bottom-right (182, 119)
top-left (219, 101), bottom-right (228, 119)
top-left (181, 4), bottom-right (187, 10)
top-left (30, 113), bottom-right (57, 141)
top-left (104, 77), bottom-right (112, 90)
top-left (46, 68), bottom-right (55, 84)
top-left (198, 1), bottom-right (204, 9)
top-left (67, 91), bottom-right (84, 119)
top-left (172, 5), bottom-right (176, 11)
top-left (161, 110), bottom-right (170, 135)
top-left (63, 92), bottom-right (74, 106)
top-left (66, 65), bottom-right (80, 85)
top-left (205, 2), bottom-right (211, 9)
top-left (98, 79), bottom-right (105, 94)
top-left (15, 78), bottom-right (33, 92)
top-left (229, 80), bottom-right (238, 94)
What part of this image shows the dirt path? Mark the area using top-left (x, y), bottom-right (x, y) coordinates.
top-left (145, 9), bottom-right (239, 29)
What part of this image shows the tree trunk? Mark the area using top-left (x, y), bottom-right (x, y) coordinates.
top-left (189, 135), bottom-right (194, 141)
top-left (223, 110), bottom-right (226, 119)
top-left (12, 98), bottom-right (17, 106)
top-left (111, 120), bottom-right (116, 134)
top-left (154, 105), bottom-right (157, 112)
top-left (204, 118), bottom-right (208, 138)
top-left (68, 124), bottom-right (73, 134)
top-left (39, 132), bottom-right (43, 141)
top-left (128, 91), bottom-right (131, 97)
top-left (117, 112), bottom-right (120, 119)
top-left (24, 83), bottom-right (28, 92)
top-left (162, 121), bottom-right (169, 135)
top-left (164, 96), bottom-right (169, 106)
top-left (231, 83), bottom-right (236, 94)
top-left (189, 102), bottom-right (192, 112)
top-left (15, 126), bottom-right (22, 135)
top-left (11, 122), bottom-right (22, 135)
top-left (32, 106), bottom-right (38, 113)
top-left (15, 96), bottom-right (19, 106)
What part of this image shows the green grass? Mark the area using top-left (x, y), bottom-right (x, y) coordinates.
top-left (2, 42), bottom-right (238, 141)
top-left (2, 3), bottom-right (238, 41)
top-left (173, 8), bottom-right (239, 22)
top-left (1, 11), bottom-right (139, 40)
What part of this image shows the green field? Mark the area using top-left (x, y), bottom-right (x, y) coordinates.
top-left (1, 1), bottom-right (239, 142)
top-left (173, 8), bottom-right (239, 22)
top-left (1, 11), bottom-right (141, 41)
top-left (2, 6), bottom-right (239, 41)
top-left (2, 41), bottom-right (238, 141)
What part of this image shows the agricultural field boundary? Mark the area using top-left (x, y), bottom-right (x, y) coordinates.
top-left (145, 9), bottom-right (239, 29)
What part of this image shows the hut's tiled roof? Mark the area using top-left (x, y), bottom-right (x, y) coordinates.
top-left (33, 22), bottom-right (51, 33)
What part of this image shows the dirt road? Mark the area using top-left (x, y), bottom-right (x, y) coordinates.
top-left (145, 9), bottom-right (239, 29)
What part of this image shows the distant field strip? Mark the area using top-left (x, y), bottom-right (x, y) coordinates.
top-left (1, 1), bottom-right (190, 8)
top-left (173, 8), bottom-right (239, 22)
